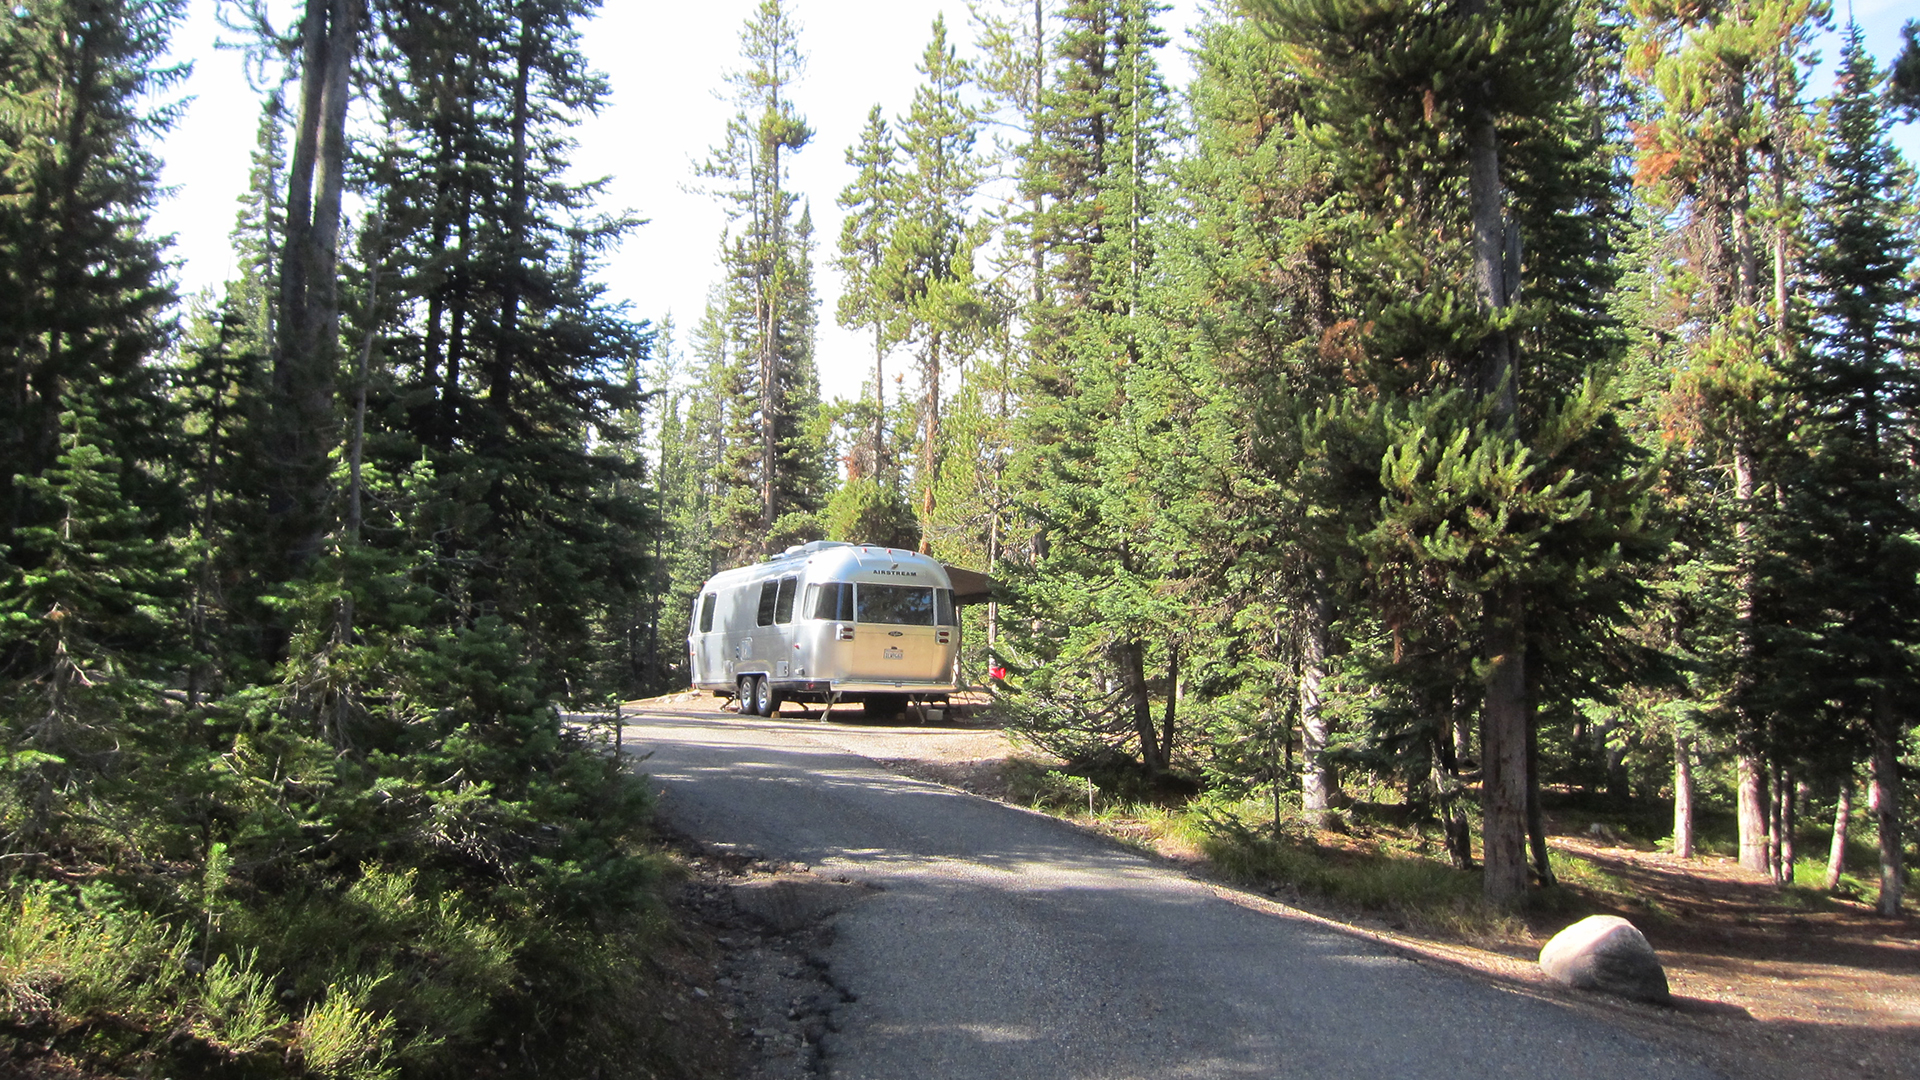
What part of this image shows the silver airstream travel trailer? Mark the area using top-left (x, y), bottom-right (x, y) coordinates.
top-left (688, 541), bottom-right (962, 716)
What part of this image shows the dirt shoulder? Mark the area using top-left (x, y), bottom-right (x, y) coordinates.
top-left (629, 694), bottom-right (1919, 1080)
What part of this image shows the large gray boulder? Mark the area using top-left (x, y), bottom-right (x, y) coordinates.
top-left (1538, 915), bottom-right (1672, 1005)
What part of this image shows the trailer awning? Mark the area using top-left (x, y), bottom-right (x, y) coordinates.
top-left (942, 564), bottom-right (999, 606)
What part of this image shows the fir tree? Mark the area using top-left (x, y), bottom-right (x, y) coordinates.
top-left (0, 0), bottom-right (181, 545)
top-left (835, 104), bottom-right (904, 481)
top-left (888, 16), bottom-right (990, 542)
top-left (1, 393), bottom-right (181, 839)
top-left (698, 0), bottom-right (825, 554)
top-left (1755, 27), bottom-right (1920, 914)
top-left (1252, 0), bottom-right (1650, 903)
top-left (1003, 0), bottom-right (1182, 775)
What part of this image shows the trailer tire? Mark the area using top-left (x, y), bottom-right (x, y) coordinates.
top-left (753, 675), bottom-right (775, 717)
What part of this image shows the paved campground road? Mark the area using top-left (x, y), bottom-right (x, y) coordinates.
top-left (624, 704), bottom-right (1726, 1080)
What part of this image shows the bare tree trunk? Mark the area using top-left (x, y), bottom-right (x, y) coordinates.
top-left (1672, 732), bottom-right (1696, 859)
top-left (1731, 440), bottom-right (1773, 874)
top-left (1739, 751), bottom-right (1770, 874)
top-left (1770, 766), bottom-right (1796, 887)
top-left (1481, 585), bottom-right (1530, 905)
top-left (1118, 638), bottom-right (1161, 774)
top-left (1526, 687), bottom-right (1554, 886)
top-left (872, 321), bottom-right (886, 477)
top-left (1160, 641), bottom-right (1178, 766)
top-left (1870, 694), bottom-right (1904, 916)
top-left (1435, 729), bottom-right (1473, 869)
top-left (1299, 584), bottom-right (1335, 821)
top-left (1464, 65), bottom-right (1527, 906)
top-left (1825, 774), bottom-right (1852, 891)
top-left (919, 331), bottom-right (942, 554)
top-left (266, 0), bottom-right (359, 669)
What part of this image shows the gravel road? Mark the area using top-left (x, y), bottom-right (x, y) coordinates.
top-left (627, 704), bottom-right (1728, 1080)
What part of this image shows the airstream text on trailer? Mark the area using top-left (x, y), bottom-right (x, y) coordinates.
top-left (688, 541), bottom-right (962, 717)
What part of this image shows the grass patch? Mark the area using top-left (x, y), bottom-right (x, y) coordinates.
top-left (1195, 813), bottom-right (1526, 944)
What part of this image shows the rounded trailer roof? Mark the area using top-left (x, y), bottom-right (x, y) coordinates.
top-left (701, 541), bottom-right (997, 603)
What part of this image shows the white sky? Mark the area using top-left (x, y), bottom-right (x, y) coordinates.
top-left (149, 1), bottom-right (1917, 406)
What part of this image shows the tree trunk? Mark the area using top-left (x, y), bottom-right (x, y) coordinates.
top-left (1481, 584), bottom-right (1530, 905)
top-left (1464, 55), bottom-right (1526, 906)
top-left (1672, 732), bottom-right (1695, 859)
top-left (1435, 730), bottom-right (1473, 870)
top-left (1739, 751), bottom-right (1771, 874)
top-left (1826, 774), bottom-right (1852, 891)
top-left (918, 330), bottom-right (942, 554)
top-left (1299, 584), bottom-right (1335, 821)
top-left (270, 0), bottom-right (358, 576)
top-left (1526, 685), bottom-right (1554, 886)
top-left (1119, 638), bottom-right (1161, 774)
top-left (1870, 694), bottom-right (1904, 916)
top-left (1732, 431), bottom-right (1774, 873)
top-left (872, 321), bottom-right (886, 476)
top-left (1770, 765), bottom-right (1794, 887)
top-left (1160, 641), bottom-right (1179, 766)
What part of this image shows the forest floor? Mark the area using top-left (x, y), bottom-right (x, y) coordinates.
top-left (635, 693), bottom-right (1920, 1080)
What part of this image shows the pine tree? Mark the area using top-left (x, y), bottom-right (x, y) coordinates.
top-left (888, 16), bottom-right (990, 544)
top-left (1, 393), bottom-right (181, 839)
top-left (699, 0), bottom-right (824, 554)
top-left (1626, 0), bottom-right (1828, 879)
top-left (1003, 0), bottom-right (1182, 774)
top-left (0, 0), bottom-right (181, 546)
top-left (1756, 27), bottom-right (1920, 913)
top-left (1891, 20), bottom-right (1920, 118)
top-left (1252, 0), bottom-right (1650, 903)
top-left (1173, 7), bottom-right (1367, 828)
top-left (835, 104), bottom-right (903, 481)
top-left (360, 0), bottom-right (653, 699)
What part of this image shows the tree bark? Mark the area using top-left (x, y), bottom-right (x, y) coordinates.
top-left (263, 0), bottom-right (359, 667)
top-left (1463, 41), bottom-right (1527, 906)
top-left (1299, 584), bottom-right (1335, 821)
top-left (1870, 694), bottom-right (1904, 915)
top-left (1825, 774), bottom-right (1852, 891)
top-left (1731, 437), bottom-right (1773, 874)
top-left (1526, 686), bottom-right (1554, 886)
top-left (1672, 732), bottom-right (1695, 859)
top-left (1160, 641), bottom-right (1179, 766)
top-left (1118, 638), bottom-right (1161, 774)
top-left (1481, 584), bottom-right (1530, 905)
top-left (1738, 752), bottom-right (1770, 873)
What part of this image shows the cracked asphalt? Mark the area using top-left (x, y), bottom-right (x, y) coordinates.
top-left (625, 704), bottom-right (1728, 1080)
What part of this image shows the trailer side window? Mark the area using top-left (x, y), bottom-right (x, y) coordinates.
top-left (757, 580), bottom-right (779, 626)
top-left (935, 588), bottom-right (956, 626)
top-left (774, 575), bottom-right (797, 624)
top-left (811, 582), bottom-right (852, 621)
top-left (698, 593), bottom-right (716, 633)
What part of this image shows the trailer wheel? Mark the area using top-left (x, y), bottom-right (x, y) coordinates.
top-left (752, 675), bottom-right (775, 717)
top-left (737, 676), bottom-right (754, 712)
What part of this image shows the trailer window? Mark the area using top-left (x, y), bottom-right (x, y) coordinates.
top-left (774, 576), bottom-right (797, 624)
top-left (856, 584), bottom-right (936, 626)
top-left (698, 593), bottom-right (716, 633)
top-left (756, 580), bottom-right (778, 626)
top-left (810, 581), bottom-right (853, 621)
top-left (936, 587), bottom-right (956, 626)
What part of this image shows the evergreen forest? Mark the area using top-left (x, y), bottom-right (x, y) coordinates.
top-left (2, 0), bottom-right (1918, 1076)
